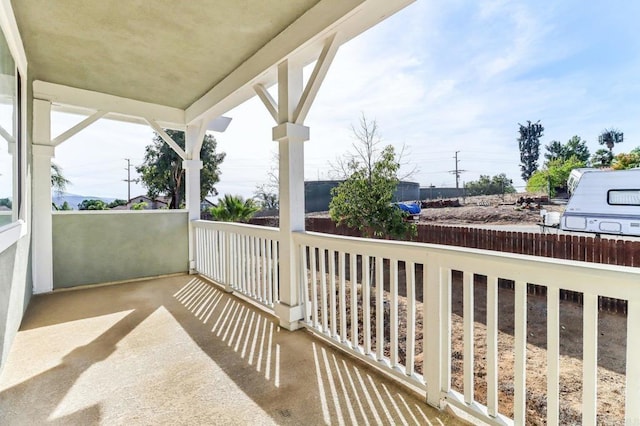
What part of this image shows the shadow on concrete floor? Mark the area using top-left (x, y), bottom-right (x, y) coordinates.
top-left (0, 274), bottom-right (460, 425)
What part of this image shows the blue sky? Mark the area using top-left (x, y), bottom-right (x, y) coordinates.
top-left (45, 0), bottom-right (640, 200)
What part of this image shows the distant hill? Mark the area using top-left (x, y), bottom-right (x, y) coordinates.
top-left (53, 192), bottom-right (117, 210)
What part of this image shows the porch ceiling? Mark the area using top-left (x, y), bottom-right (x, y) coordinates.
top-left (12, 0), bottom-right (319, 109)
top-left (11, 0), bottom-right (414, 121)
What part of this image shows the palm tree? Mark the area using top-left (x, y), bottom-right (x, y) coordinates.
top-left (51, 162), bottom-right (70, 194)
top-left (598, 128), bottom-right (623, 153)
top-left (209, 194), bottom-right (259, 223)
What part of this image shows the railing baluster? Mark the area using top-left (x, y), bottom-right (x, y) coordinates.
top-left (273, 240), bottom-right (279, 302)
top-left (405, 261), bottom-right (415, 376)
top-left (339, 251), bottom-right (346, 342)
top-left (376, 256), bottom-right (384, 361)
top-left (266, 239), bottom-right (273, 305)
top-left (329, 250), bottom-right (337, 338)
top-left (390, 259), bottom-right (399, 367)
top-left (252, 236), bottom-right (258, 297)
top-left (310, 246), bottom-right (318, 329)
top-left (627, 299), bottom-right (640, 423)
top-left (514, 280), bottom-right (527, 425)
top-left (261, 237), bottom-right (267, 303)
top-left (301, 245), bottom-right (309, 322)
top-left (547, 286), bottom-right (560, 426)
top-left (320, 248), bottom-right (328, 333)
top-left (351, 253), bottom-right (359, 349)
top-left (486, 275), bottom-right (498, 418)
top-left (213, 229), bottom-right (218, 280)
top-left (362, 255), bottom-right (370, 355)
top-left (463, 272), bottom-right (474, 404)
top-left (582, 293), bottom-right (598, 426)
top-left (442, 267), bottom-right (452, 400)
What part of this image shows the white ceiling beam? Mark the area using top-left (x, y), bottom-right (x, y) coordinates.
top-left (189, 120), bottom-right (207, 160)
top-left (145, 117), bottom-right (187, 160)
top-left (35, 81), bottom-right (186, 128)
top-left (50, 104), bottom-right (186, 130)
top-left (253, 84), bottom-right (278, 123)
top-left (293, 32), bottom-right (340, 124)
top-left (185, 0), bottom-right (414, 124)
top-left (52, 110), bottom-right (107, 147)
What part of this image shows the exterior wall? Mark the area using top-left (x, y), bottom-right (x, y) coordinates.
top-left (419, 187), bottom-right (464, 200)
top-left (304, 180), bottom-right (420, 213)
top-left (52, 210), bottom-right (188, 288)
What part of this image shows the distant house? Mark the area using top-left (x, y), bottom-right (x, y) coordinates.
top-left (112, 195), bottom-right (168, 210)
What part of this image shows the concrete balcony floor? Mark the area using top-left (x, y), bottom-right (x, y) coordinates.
top-left (0, 275), bottom-right (460, 425)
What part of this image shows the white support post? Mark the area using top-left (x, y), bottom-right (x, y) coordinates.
top-left (32, 99), bottom-right (54, 294)
top-left (273, 59), bottom-right (309, 330)
top-left (185, 122), bottom-right (204, 274)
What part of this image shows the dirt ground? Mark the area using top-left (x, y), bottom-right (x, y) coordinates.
top-left (418, 193), bottom-right (565, 225)
top-left (306, 192), bottom-right (566, 225)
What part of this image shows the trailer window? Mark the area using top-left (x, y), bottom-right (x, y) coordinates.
top-left (608, 189), bottom-right (640, 206)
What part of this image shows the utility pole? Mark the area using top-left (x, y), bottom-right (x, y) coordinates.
top-left (449, 151), bottom-right (466, 189)
top-left (123, 158), bottom-right (139, 203)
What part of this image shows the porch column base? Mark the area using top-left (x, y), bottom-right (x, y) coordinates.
top-left (274, 302), bottom-right (304, 331)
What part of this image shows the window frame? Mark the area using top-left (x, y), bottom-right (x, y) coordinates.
top-left (607, 189), bottom-right (640, 206)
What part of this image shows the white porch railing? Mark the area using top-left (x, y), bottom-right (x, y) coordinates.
top-left (193, 220), bottom-right (280, 309)
top-left (293, 231), bottom-right (640, 426)
top-left (194, 221), bottom-right (640, 425)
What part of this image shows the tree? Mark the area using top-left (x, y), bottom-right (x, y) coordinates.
top-left (544, 136), bottom-right (590, 164)
top-left (0, 198), bottom-right (11, 209)
top-left (59, 201), bottom-right (72, 211)
top-left (209, 194), bottom-right (259, 223)
top-left (136, 130), bottom-right (226, 209)
top-left (78, 199), bottom-right (108, 210)
top-left (465, 173), bottom-right (516, 196)
top-left (329, 113), bottom-right (417, 180)
top-left (526, 156), bottom-right (585, 196)
top-left (590, 149), bottom-right (614, 168)
top-left (51, 162), bottom-right (70, 194)
top-left (330, 145), bottom-right (415, 239)
top-left (254, 185), bottom-right (279, 210)
top-left (518, 120), bottom-right (544, 181)
top-left (253, 152), bottom-right (279, 210)
top-left (612, 147), bottom-right (640, 170)
top-left (598, 128), bottom-right (623, 153)
top-left (131, 201), bottom-right (148, 210)
top-left (107, 199), bottom-right (127, 209)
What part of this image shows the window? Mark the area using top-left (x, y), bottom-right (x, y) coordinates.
top-left (0, 25), bottom-right (16, 224)
top-left (608, 189), bottom-right (640, 206)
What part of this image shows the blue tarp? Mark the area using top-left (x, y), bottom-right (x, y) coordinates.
top-left (394, 202), bottom-right (421, 215)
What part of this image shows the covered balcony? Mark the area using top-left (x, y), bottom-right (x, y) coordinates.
top-left (0, 1), bottom-right (638, 425)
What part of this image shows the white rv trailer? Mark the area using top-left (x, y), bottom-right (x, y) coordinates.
top-left (561, 168), bottom-right (640, 236)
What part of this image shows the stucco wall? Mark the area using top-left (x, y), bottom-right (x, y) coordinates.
top-left (52, 211), bottom-right (189, 288)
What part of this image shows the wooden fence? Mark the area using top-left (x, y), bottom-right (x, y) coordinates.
top-left (250, 217), bottom-right (640, 267)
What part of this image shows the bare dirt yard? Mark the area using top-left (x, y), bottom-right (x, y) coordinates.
top-left (417, 193), bottom-right (565, 225)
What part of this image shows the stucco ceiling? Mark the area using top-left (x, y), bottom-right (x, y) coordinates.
top-left (12, 0), bottom-right (320, 109)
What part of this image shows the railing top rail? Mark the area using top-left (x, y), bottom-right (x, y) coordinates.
top-left (53, 210), bottom-right (188, 216)
top-left (193, 220), bottom-right (280, 238)
top-left (295, 230), bottom-right (640, 300)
